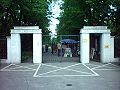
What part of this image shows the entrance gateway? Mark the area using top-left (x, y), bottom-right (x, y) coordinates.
top-left (7, 26), bottom-right (42, 63)
top-left (80, 26), bottom-right (119, 63)
top-left (4, 26), bottom-right (119, 64)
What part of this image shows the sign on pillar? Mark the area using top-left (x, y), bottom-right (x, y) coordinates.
top-left (100, 34), bottom-right (114, 63)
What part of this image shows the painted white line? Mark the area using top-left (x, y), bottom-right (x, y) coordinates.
top-left (42, 63), bottom-right (81, 68)
top-left (33, 63), bottom-right (42, 77)
top-left (5, 66), bottom-right (36, 71)
top-left (33, 75), bottom-right (39, 77)
top-left (24, 64), bottom-right (38, 67)
top-left (83, 64), bottom-right (99, 76)
top-left (36, 74), bottom-right (99, 78)
top-left (11, 64), bottom-right (36, 71)
top-left (42, 63), bottom-right (93, 75)
top-left (4, 67), bottom-right (36, 71)
top-left (1, 64), bottom-right (38, 71)
top-left (17, 64), bottom-right (39, 68)
top-left (109, 63), bottom-right (120, 68)
top-left (37, 63), bottom-right (82, 76)
top-left (65, 68), bottom-right (93, 75)
top-left (86, 63), bottom-right (102, 67)
top-left (0, 64), bottom-right (13, 71)
top-left (94, 69), bottom-right (120, 71)
top-left (42, 63), bottom-right (62, 68)
top-left (91, 63), bottom-right (110, 70)
top-left (0, 70), bottom-right (36, 71)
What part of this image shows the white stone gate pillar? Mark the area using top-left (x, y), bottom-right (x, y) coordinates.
top-left (10, 26), bottom-right (42, 64)
top-left (33, 33), bottom-right (42, 63)
top-left (11, 33), bottom-right (21, 63)
top-left (80, 26), bottom-right (116, 63)
top-left (6, 36), bottom-right (11, 63)
top-left (100, 33), bottom-right (115, 63)
top-left (80, 33), bottom-right (90, 63)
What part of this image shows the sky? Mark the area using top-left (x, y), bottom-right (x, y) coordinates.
top-left (49, 0), bottom-right (63, 36)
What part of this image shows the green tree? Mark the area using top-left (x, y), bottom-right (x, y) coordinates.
top-left (57, 0), bottom-right (85, 35)
top-left (112, 0), bottom-right (120, 36)
top-left (0, 0), bottom-right (51, 36)
top-left (57, 0), bottom-right (120, 36)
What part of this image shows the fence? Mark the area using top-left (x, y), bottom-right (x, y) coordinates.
top-left (0, 38), bottom-right (7, 59)
top-left (114, 37), bottom-right (120, 58)
top-left (42, 35), bottom-right (80, 62)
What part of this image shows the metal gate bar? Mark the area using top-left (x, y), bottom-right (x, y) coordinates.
top-left (0, 38), bottom-right (7, 59)
top-left (115, 37), bottom-right (120, 58)
top-left (42, 35), bottom-right (80, 62)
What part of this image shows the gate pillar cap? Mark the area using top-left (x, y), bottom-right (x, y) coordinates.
top-left (14, 26), bottom-right (39, 30)
top-left (80, 26), bottom-right (110, 34)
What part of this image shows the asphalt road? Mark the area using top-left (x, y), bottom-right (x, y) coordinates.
top-left (0, 62), bottom-right (120, 90)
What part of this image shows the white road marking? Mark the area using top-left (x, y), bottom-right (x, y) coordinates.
top-left (42, 63), bottom-right (62, 68)
top-left (83, 64), bottom-right (99, 76)
top-left (1, 62), bottom-right (120, 77)
top-left (86, 63), bottom-right (103, 67)
top-left (91, 63), bottom-right (120, 70)
top-left (109, 63), bottom-right (120, 68)
top-left (36, 63), bottom-right (82, 76)
top-left (42, 63), bottom-right (82, 68)
top-left (91, 63), bottom-right (110, 70)
top-left (0, 64), bottom-right (38, 71)
top-left (10, 64), bottom-right (36, 70)
top-left (91, 63), bottom-right (120, 71)
top-left (92, 69), bottom-right (120, 71)
top-left (36, 74), bottom-right (99, 77)
top-left (64, 69), bottom-right (94, 75)
top-left (33, 63), bottom-right (42, 77)
top-left (0, 70), bottom-right (37, 71)
top-left (42, 63), bottom-right (93, 75)
top-left (0, 64), bottom-right (13, 71)
top-left (34, 63), bottom-right (99, 77)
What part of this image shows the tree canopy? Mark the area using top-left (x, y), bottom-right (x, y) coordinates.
top-left (57, 0), bottom-right (120, 36)
top-left (57, 0), bottom-right (85, 35)
top-left (0, 0), bottom-right (51, 36)
top-left (0, 0), bottom-right (120, 37)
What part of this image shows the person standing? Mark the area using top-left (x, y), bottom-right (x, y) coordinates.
top-left (57, 43), bottom-right (61, 56)
top-left (51, 43), bottom-right (54, 54)
top-left (45, 44), bottom-right (48, 52)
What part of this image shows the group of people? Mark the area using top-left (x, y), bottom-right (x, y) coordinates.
top-left (90, 48), bottom-right (100, 60)
top-left (42, 44), bottom-right (48, 53)
top-left (43, 42), bottom-right (79, 57)
top-left (52, 43), bottom-right (79, 57)
top-left (51, 43), bottom-right (62, 56)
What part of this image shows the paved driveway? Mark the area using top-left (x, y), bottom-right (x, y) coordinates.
top-left (0, 62), bottom-right (120, 90)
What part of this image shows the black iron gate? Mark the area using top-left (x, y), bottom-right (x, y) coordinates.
top-left (21, 34), bottom-right (33, 63)
top-left (42, 35), bottom-right (80, 63)
top-left (115, 37), bottom-right (120, 58)
top-left (0, 38), bottom-right (7, 59)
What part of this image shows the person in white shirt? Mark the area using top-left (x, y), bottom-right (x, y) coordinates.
top-left (57, 43), bottom-right (61, 56)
